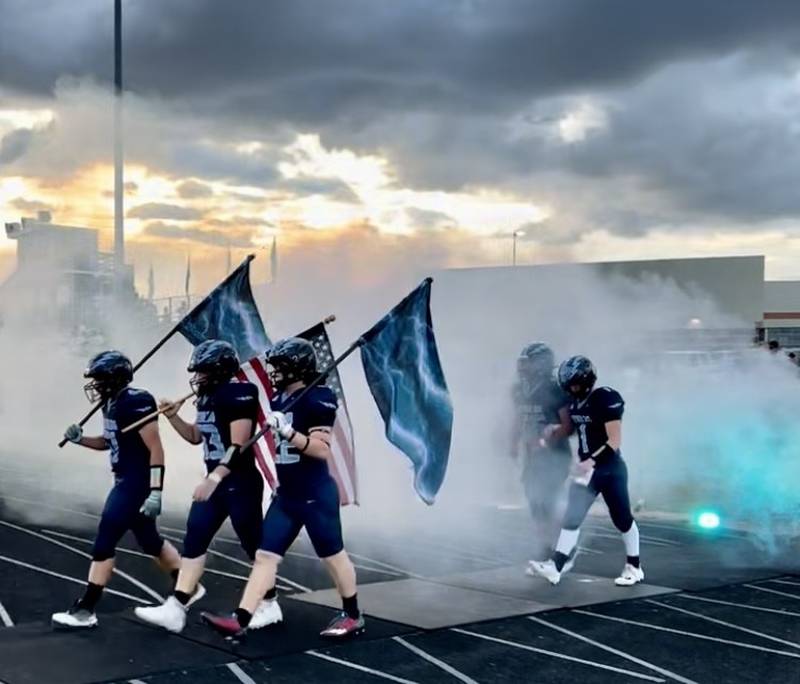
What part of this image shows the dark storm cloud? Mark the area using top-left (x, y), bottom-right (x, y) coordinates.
top-left (176, 179), bottom-right (214, 199)
top-left (127, 203), bottom-right (205, 221)
top-left (141, 221), bottom-right (257, 248)
top-left (206, 216), bottom-right (274, 229)
top-left (9, 197), bottom-right (52, 214)
top-left (166, 141), bottom-right (280, 186)
top-left (0, 128), bottom-right (34, 164)
top-left (5, 0), bottom-right (800, 227)
top-left (278, 177), bottom-right (360, 203)
top-left (4, 1), bottom-right (800, 116)
top-left (404, 207), bottom-right (458, 232)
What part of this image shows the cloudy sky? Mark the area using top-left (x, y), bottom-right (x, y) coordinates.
top-left (3, 0), bottom-right (800, 295)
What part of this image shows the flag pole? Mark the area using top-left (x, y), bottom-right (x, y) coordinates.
top-left (58, 254), bottom-right (257, 447)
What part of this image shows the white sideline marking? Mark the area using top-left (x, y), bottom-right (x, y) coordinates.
top-left (584, 523), bottom-right (682, 546)
top-left (0, 521), bottom-right (163, 603)
top-left (0, 554), bottom-right (151, 604)
top-left (161, 533), bottom-right (312, 593)
top-left (347, 551), bottom-right (425, 580)
top-left (744, 584), bottom-right (800, 601)
top-left (0, 601), bottom-right (13, 627)
top-left (227, 662), bottom-right (258, 684)
top-left (307, 650), bottom-right (420, 683)
top-left (582, 529), bottom-right (673, 548)
top-left (764, 579), bottom-right (800, 588)
top-left (214, 536), bottom-right (406, 577)
top-left (393, 635), bottom-right (479, 684)
top-left (573, 609), bottom-right (800, 658)
top-left (41, 529), bottom-right (293, 591)
top-left (452, 628), bottom-right (665, 681)
top-left (0, 496), bottom-right (101, 521)
top-left (527, 616), bottom-right (694, 684)
top-left (677, 594), bottom-right (800, 618)
top-left (646, 599), bottom-right (800, 651)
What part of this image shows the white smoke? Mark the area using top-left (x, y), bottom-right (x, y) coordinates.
top-left (1, 238), bottom-right (798, 565)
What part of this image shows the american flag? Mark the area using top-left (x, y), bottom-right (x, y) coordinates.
top-left (235, 322), bottom-right (358, 506)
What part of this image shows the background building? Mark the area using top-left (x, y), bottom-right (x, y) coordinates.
top-left (439, 254), bottom-right (800, 351)
top-left (1, 213), bottom-right (156, 344)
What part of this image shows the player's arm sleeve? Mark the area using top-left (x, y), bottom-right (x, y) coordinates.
top-left (227, 385), bottom-right (259, 424)
top-left (306, 394), bottom-right (338, 431)
top-left (124, 393), bottom-right (159, 429)
top-left (599, 389), bottom-right (625, 422)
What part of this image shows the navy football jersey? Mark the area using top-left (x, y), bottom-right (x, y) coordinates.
top-left (103, 387), bottom-right (158, 476)
top-left (271, 385), bottom-right (338, 497)
top-left (513, 379), bottom-right (570, 451)
top-left (569, 386), bottom-right (624, 460)
top-left (195, 381), bottom-right (259, 469)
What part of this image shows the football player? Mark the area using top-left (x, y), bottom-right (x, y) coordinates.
top-left (529, 355), bottom-right (643, 587)
top-left (134, 340), bottom-right (279, 633)
top-left (511, 343), bottom-right (573, 566)
top-left (52, 351), bottom-right (182, 629)
top-left (202, 337), bottom-right (364, 639)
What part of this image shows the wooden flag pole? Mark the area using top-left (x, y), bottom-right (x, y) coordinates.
top-left (120, 391), bottom-right (196, 434)
top-left (58, 255), bottom-right (257, 447)
top-left (123, 313), bottom-right (338, 441)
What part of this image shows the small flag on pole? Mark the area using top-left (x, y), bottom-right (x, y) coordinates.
top-left (270, 236), bottom-right (277, 284)
top-left (184, 254), bottom-right (192, 297)
top-left (147, 264), bottom-right (155, 301)
top-left (176, 255), bottom-right (271, 362)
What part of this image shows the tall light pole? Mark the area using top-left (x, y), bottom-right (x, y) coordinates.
top-left (114, 0), bottom-right (124, 285)
top-left (512, 229), bottom-right (525, 266)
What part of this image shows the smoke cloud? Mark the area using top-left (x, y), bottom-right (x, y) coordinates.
top-left (0, 236), bottom-right (797, 569)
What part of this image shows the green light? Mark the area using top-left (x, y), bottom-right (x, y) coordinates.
top-left (697, 511), bottom-right (721, 529)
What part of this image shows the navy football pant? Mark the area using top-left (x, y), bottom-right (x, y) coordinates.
top-left (182, 473), bottom-right (263, 560)
top-left (92, 477), bottom-right (164, 561)
top-left (259, 478), bottom-right (343, 559)
top-left (522, 447), bottom-right (571, 522)
top-left (562, 453), bottom-right (634, 533)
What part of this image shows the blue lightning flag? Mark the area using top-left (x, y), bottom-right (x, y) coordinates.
top-left (359, 278), bottom-right (453, 504)
top-left (177, 254), bottom-right (270, 361)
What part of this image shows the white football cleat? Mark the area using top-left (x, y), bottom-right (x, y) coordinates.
top-left (615, 563), bottom-right (644, 586)
top-left (52, 604), bottom-right (98, 630)
top-left (134, 596), bottom-right (187, 633)
top-left (249, 599), bottom-right (283, 630)
top-left (527, 559), bottom-right (562, 585)
top-left (185, 583), bottom-right (206, 608)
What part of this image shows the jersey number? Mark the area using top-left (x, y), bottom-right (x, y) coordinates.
top-left (578, 424), bottom-right (589, 454)
top-left (274, 412), bottom-right (299, 464)
top-left (104, 418), bottom-right (120, 465)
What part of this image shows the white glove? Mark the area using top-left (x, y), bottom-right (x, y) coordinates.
top-left (267, 411), bottom-right (295, 439)
top-left (64, 424), bottom-right (83, 444)
top-left (139, 490), bottom-right (162, 518)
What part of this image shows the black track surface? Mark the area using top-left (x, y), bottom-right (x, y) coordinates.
top-left (0, 477), bottom-right (798, 684)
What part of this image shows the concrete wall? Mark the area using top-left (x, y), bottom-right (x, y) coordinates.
top-left (439, 255), bottom-right (765, 326)
top-left (764, 281), bottom-right (800, 315)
